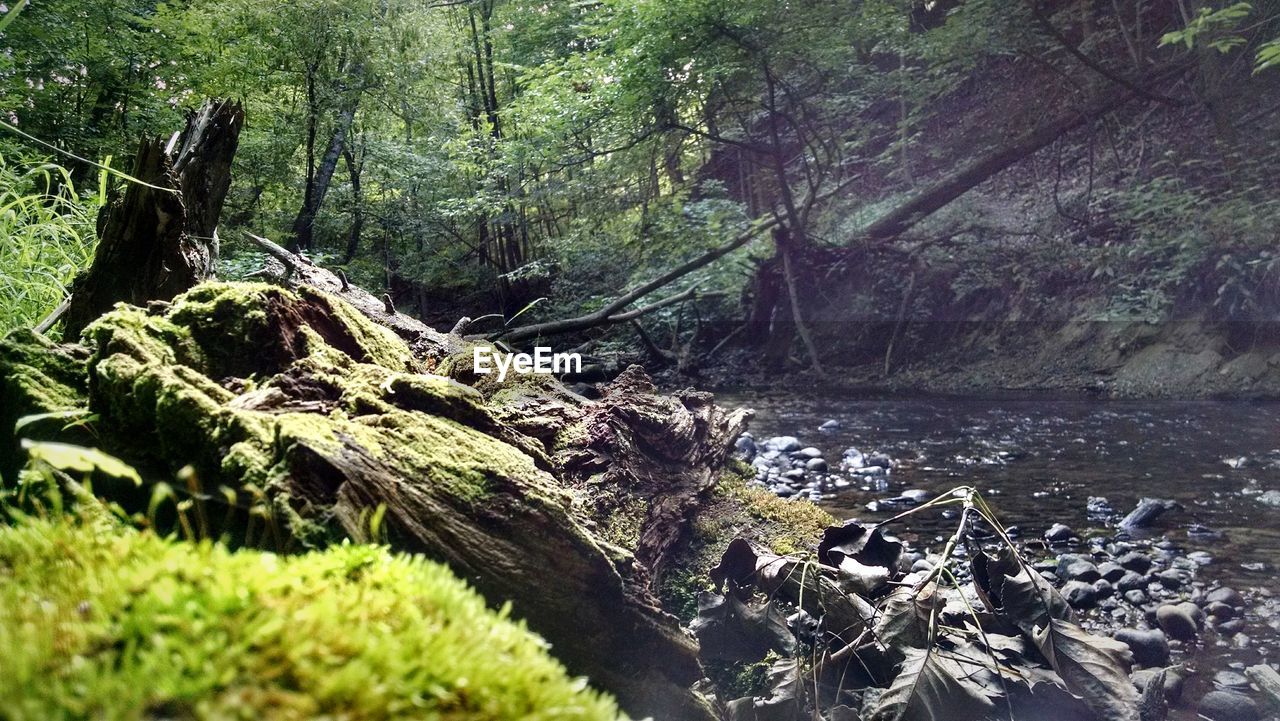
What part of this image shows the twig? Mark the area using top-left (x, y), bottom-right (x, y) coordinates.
top-left (34, 295), bottom-right (72, 335)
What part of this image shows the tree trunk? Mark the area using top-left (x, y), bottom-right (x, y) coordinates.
top-left (340, 144), bottom-right (364, 265)
top-left (63, 99), bottom-right (244, 337)
top-left (290, 102), bottom-right (357, 252)
top-left (859, 82), bottom-right (1155, 243)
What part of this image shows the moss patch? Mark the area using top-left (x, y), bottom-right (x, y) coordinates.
top-left (0, 516), bottom-right (624, 721)
top-left (657, 462), bottom-right (834, 621)
top-left (0, 329), bottom-right (91, 477)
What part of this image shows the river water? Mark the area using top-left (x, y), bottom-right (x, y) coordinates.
top-left (720, 391), bottom-right (1280, 716)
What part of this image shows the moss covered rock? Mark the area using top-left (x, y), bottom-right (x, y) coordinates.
top-left (0, 515), bottom-right (624, 721)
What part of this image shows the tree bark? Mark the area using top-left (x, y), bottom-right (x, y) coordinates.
top-left (63, 99), bottom-right (244, 337)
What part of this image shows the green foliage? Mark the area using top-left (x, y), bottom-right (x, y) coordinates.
top-left (1160, 2), bottom-right (1253, 52)
top-left (0, 514), bottom-right (624, 721)
top-left (0, 155), bottom-right (103, 336)
top-left (1103, 169), bottom-right (1280, 320)
top-left (1159, 2), bottom-right (1280, 73)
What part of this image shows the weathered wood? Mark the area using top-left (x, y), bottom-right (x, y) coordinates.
top-left (63, 100), bottom-right (244, 336)
top-left (243, 232), bottom-right (458, 359)
top-left (1246, 664), bottom-right (1280, 709)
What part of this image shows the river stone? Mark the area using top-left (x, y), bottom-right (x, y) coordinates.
top-left (1124, 589), bottom-right (1148, 606)
top-left (1214, 670), bottom-right (1251, 690)
top-left (1216, 619), bottom-right (1245, 636)
top-left (793, 446), bottom-right (823, 459)
top-left (782, 469), bottom-right (806, 481)
top-left (1117, 552), bottom-right (1153, 574)
top-left (1063, 581), bottom-right (1098, 609)
top-left (1177, 601), bottom-right (1206, 629)
top-left (1093, 579), bottom-right (1115, 599)
top-left (1256, 490), bottom-right (1280, 507)
top-left (1206, 587), bottom-right (1245, 609)
top-left (1086, 496), bottom-right (1115, 516)
top-left (899, 489), bottom-right (930, 504)
top-left (805, 458), bottom-right (828, 472)
top-left (1117, 571), bottom-right (1147, 593)
top-left (734, 433), bottom-right (756, 459)
top-left (1045, 523), bottom-right (1076, 545)
top-left (819, 419), bottom-right (841, 432)
top-left (866, 452), bottom-right (893, 468)
top-left (1155, 569), bottom-right (1184, 589)
top-left (1132, 667), bottom-right (1184, 704)
top-left (1065, 561), bottom-right (1101, 582)
top-left (766, 436), bottom-right (802, 453)
top-left (1120, 497), bottom-right (1181, 530)
top-left (1198, 690), bottom-right (1261, 721)
top-left (1097, 561), bottom-right (1126, 583)
top-left (1156, 603), bottom-right (1199, 641)
top-left (1207, 601), bottom-right (1235, 620)
top-left (1188, 551), bottom-right (1215, 565)
top-left (1116, 628), bottom-right (1170, 667)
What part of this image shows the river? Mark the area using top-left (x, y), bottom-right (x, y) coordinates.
top-left (721, 391), bottom-right (1280, 718)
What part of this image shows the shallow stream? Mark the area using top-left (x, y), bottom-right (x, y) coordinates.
top-left (720, 391), bottom-right (1280, 718)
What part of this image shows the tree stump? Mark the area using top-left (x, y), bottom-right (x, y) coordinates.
top-left (63, 99), bottom-right (244, 336)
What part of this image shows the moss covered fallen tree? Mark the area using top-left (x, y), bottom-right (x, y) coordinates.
top-left (2, 279), bottom-right (813, 720)
top-left (0, 514), bottom-right (623, 721)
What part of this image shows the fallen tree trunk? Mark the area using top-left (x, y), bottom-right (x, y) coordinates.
top-left (496, 220), bottom-right (775, 343)
top-left (4, 277), bottom-right (760, 720)
top-left (63, 100), bottom-right (244, 337)
top-left (859, 86), bottom-right (1137, 243)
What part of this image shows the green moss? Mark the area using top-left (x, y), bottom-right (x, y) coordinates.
top-left (725, 475), bottom-right (834, 556)
top-left (703, 654), bottom-right (779, 701)
top-left (0, 329), bottom-right (91, 476)
top-left (596, 494), bottom-right (648, 550)
top-left (295, 285), bottom-right (415, 371)
top-left (656, 462), bottom-right (833, 621)
top-left (0, 516), bottom-right (624, 721)
top-left (72, 282), bottom-right (576, 546)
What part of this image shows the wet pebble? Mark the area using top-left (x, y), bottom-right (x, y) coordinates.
top-left (1206, 587), bottom-right (1245, 609)
top-left (1206, 601), bottom-right (1235, 621)
top-left (1198, 690), bottom-right (1261, 721)
top-left (1156, 603), bottom-right (1199, 642)
top-left (818, 419), bottom-right (841, 432)
top-left (765, 436), bottom-right (801, 453)
top-left (1213, 670), bottom-right (1251, 691)
top-left (1044, 523), bottom-right (1076, 545)
top-left (1117, 572), bottom-right (1146, 593)
top-left (1065, 561), bottom-right (1101, 582)
top-left (1062, 581), bottom-right (1098, 609)
top-left (1117, 552), bottom-right (1153, 574)
top-left (1097, 561), bottom-right (1126, 583)
top-left (1116, 628), bottom-right (1170, 667)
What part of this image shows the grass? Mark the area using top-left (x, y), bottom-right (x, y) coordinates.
top-left (0, 514), bottom-right (625, 721)
top-left (0, 154), bottom-right (103, 338)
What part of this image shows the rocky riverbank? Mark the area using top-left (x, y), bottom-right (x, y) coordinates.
top-left (731, 424), bottom-right (1278, 720)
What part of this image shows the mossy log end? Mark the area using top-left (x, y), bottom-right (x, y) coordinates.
top-left (0, 280), bottom-right (780, 721)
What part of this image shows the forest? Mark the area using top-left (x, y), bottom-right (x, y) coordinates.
top-left (1, 0), bottom-right (1280, 720)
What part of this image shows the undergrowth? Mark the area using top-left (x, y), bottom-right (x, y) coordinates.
top-left (0, 511), bottom-right (625, 721)
top-left (0, 154), bottom-right (103, 338)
